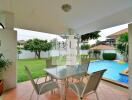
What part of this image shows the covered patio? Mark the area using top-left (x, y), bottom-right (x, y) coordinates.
top-left (0, 0), bottom-right (132, 100)
top-left (3, 77), bottom-right (128, 100)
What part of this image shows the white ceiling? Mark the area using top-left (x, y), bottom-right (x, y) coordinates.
top-left (0, 0), bottom-right (132, 35)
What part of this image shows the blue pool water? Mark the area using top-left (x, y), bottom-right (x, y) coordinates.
top-left (88, 60), bottom-right (128, 84)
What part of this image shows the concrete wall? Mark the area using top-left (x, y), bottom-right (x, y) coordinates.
top-left (18, 49), bottom-right (124, 60)
top-left (0, 29), bottom-right (17, 90)
top-left (128, 23), bottom-right (132, 100)
top-left (17, 50), bottom-right (67, 59)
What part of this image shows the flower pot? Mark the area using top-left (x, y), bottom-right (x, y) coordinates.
top-left (0, 80), bottom-right (3, 95)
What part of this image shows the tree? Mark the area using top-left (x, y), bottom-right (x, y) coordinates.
top-left (81, 44), bottom-right (90, 50)
top-left (81, 31), bottom-right (100, 42)
top-left (24, 39), bottom-right (52, 59)
top-left (116, 32), bottom-right (128, 61)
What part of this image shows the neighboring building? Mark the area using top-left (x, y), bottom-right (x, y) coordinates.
top-left (96, 28), bottom-right (128, 46)
top-left (17, 40), bottom-right (25, 48)
top-left (89, 44), bottom-right (116, 59)
top-left (89, 44), bottom-right (124, 60)
top-left (90, 44), bottom-right (115, 50)
top-left (106, 28), bottom-right (128, 45)
top-left (107, 28), bottom-right (128, 39)
top-left (95, 39), bottom-right (115, 46)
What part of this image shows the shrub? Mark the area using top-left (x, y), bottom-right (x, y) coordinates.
top-left (103, 53), bottom-right (116, 60)
top-left (81, 44), bottom-right (90, 50)
top-left (81, 54), bottom-right (89, 59)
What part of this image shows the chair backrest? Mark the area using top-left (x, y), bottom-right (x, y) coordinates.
top-left (46, 58), bottom-right (57, 68)
top-left (24, 66), bottom-right (39, 94)
top-left (86, 60), bottom-right (90, 71)
top-left (82, 69), bottom-right (107, 95)
top-left (80, 59), bottom-right (90, 72)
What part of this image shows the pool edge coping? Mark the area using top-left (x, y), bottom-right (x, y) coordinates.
top-left (101, 77), bottom-right (128, 89)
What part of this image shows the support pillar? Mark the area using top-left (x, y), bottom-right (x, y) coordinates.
top-left (128, 23), bottom-right (132, 100)
top-left (0, 11), bottom-right (17, 91)
top-left (66, 29), bottom-right (77, 65)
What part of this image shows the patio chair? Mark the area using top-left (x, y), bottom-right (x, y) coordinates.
top-left (69, 69), bottom-right (107, 100)
top-left (24, 66), bottom-right (58, 100)
top-left (71, 61), bottom-right (90, 82)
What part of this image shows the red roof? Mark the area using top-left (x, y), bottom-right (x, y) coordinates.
top-left (90, 44), bottom-right (115, 50)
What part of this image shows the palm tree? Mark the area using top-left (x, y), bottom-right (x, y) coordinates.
top-left (116, 32), bottom-right (128, 61)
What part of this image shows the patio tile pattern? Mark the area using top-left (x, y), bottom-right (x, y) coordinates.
top-left (3, 78), bottom-right (128, 100)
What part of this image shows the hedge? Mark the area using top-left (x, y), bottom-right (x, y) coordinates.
top-left (103, 53), bottom-right (117, 60)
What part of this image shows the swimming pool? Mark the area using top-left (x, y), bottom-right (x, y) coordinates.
top-left (88, 60), bottom-right (128, 84)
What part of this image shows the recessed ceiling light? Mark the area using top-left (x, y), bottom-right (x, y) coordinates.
top-left (61, 4), bottom-right (72, 12)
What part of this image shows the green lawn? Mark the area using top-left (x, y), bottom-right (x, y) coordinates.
top-left (17, 56), bottom-right (94, 83)
top-left (17, 59), bottom-right (47, 82)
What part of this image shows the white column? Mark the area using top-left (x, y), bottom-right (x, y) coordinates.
top-left (0, 11), bottom-right (17, 90)
top-left (66, 29), bottom-right (77, 65)
top-left (77, 35), bottom-right (80, 55)
top-left (66, 35), bottom-right (77, 65)
top-left (128, 23), bottom-right (132, 100)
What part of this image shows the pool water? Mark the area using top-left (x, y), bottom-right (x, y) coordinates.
top-left (88, 60), bottom-right (128, 84)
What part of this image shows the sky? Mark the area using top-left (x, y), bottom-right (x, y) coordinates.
top-left (16, 23), bottom-right (128, 44)
top-left (16, 28), bottom-right (64, 42)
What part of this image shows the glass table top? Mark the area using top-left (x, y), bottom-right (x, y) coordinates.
top-left (44, 64), bottom-right (88, 80)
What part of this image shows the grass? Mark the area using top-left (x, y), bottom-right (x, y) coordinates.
top-left (17, 56), bottom-right (95, 83)
top-left (17, 59), bottom-right (47, 82)
top-left (17, 57), bottom-right (66, 82)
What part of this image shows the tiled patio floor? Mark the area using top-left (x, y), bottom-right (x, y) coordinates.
top-left (3, 78), bottom-right (128, 100)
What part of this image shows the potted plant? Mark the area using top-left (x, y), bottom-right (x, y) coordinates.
top-left (0, 53), bottom-right (11, 95)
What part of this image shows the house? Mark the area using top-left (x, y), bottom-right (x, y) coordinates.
top-left (106, 28), bottom-right (128, 45)
top-left (17, 40), bottom-right (25, 48)
top-left (96, 28), bottom-right (128, 46)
